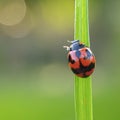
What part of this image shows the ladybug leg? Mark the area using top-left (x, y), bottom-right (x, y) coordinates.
top-left (63, 46), bottom-right (70, 51)
top-left (67, 40), bottom-right (72, 43)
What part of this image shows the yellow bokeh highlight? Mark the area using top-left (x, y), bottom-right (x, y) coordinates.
top-left (0, 0), bottom-right (26, 26)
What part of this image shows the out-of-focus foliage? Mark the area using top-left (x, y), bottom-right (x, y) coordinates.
top-left (0, 0), bottom-right (120, 120)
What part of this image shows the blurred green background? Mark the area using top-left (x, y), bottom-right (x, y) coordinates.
top-left (0, 0), bottom-right (120, 120)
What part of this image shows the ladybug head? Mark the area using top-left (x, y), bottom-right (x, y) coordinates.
top-left (68, 40), bottom-right (79, 44)
top-left (63, 40), bottom-right (85, 51)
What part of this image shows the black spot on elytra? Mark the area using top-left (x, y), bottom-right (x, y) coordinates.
top-left (83, 48), bottom-right (92, 60)
top-left (68, 55), bottom-right (75, 64)
top-left (83, 56), bottom-right (88, 60)
top-left (71, 60), bottom-right (95, 75)
top-left (75, 50), bottom-right (81, 58)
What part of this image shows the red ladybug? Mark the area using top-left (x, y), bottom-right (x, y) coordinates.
top-left (64, 40), bottom-right (96, 78)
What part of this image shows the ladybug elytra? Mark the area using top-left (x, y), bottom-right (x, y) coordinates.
top-left (64, 40), bottom-right (96, 78)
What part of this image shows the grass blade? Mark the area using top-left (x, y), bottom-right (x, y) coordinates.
top-left (74, 0), bottom-right (93, 120)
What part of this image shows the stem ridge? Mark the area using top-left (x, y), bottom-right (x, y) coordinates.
top-left (74, 0), bottom-right (93, 120)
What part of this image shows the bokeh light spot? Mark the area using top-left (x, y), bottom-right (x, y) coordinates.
top-left (0, 0), bottom-right (26, 26)
top-left (2, 11), bottom-right (34, 38)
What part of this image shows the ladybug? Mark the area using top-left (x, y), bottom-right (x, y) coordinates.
top-left (63, 40), bottom-right (96, 78)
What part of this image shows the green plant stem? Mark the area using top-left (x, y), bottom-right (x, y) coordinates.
top-left (74, 0), bottom-right (93, 120)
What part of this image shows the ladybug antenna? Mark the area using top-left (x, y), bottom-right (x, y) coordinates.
top-left (67, 40), bottom-right (79, 44)
top-left (67, 40), bottom-right (72, 43)
top-left (63, 46), bottom-right (70, 51)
